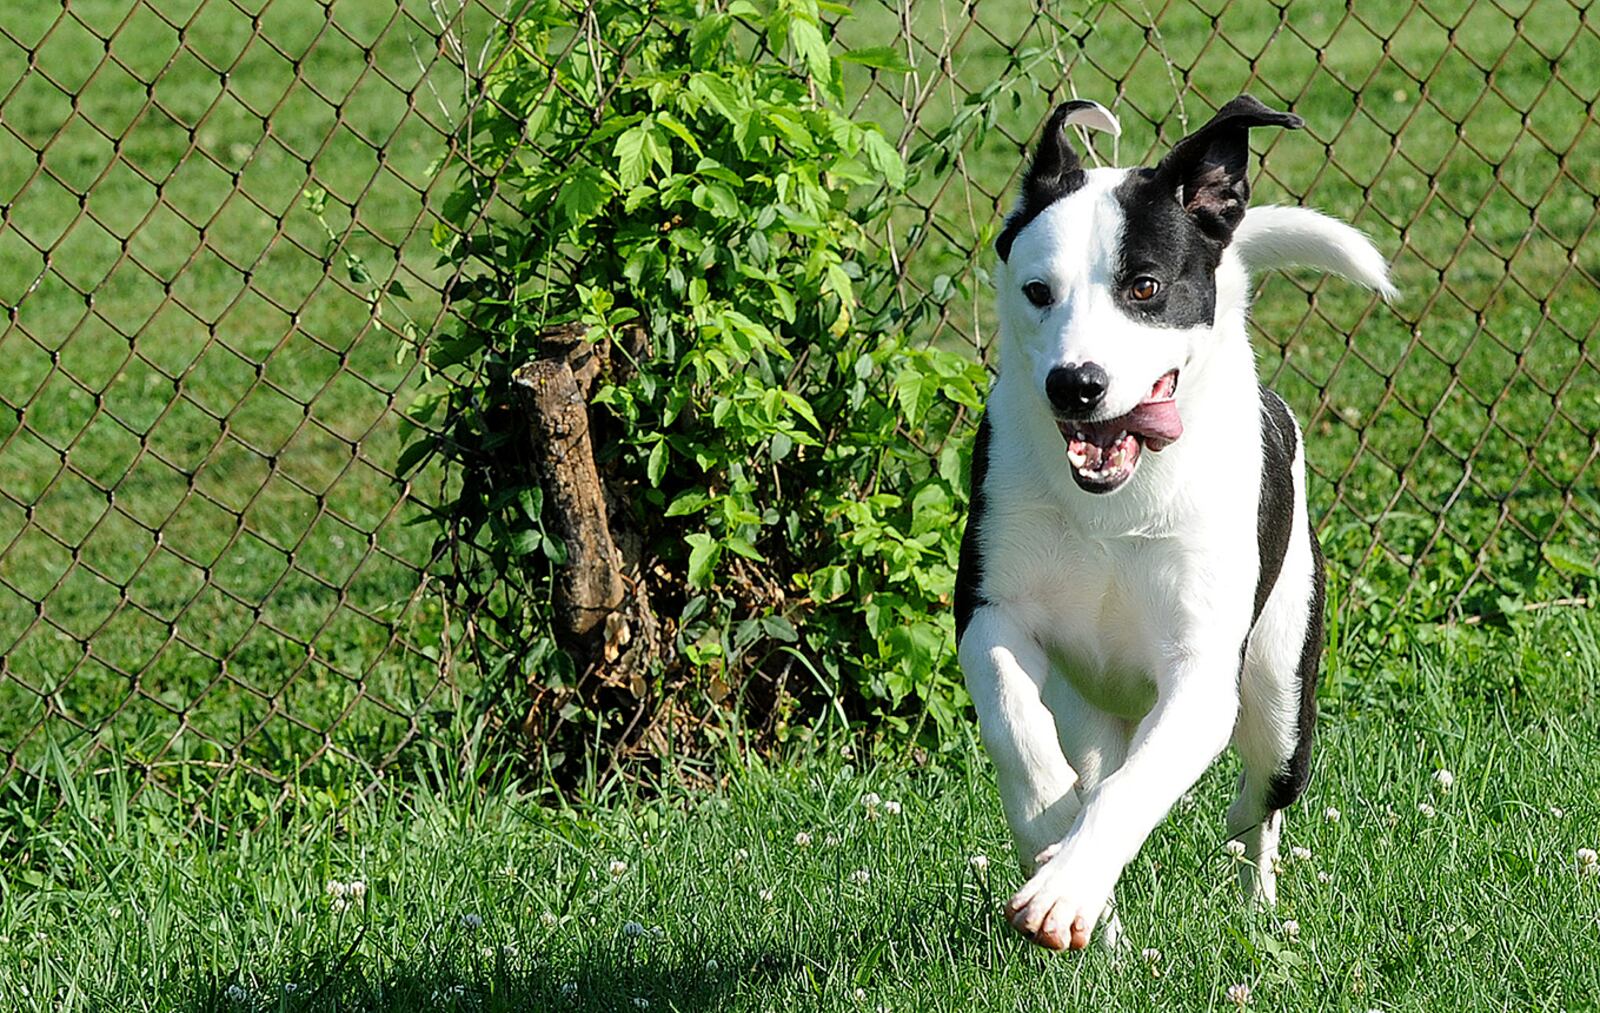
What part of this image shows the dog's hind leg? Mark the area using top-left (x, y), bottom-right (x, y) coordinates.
top-left (1230, 519), bottom-right (1324, 906)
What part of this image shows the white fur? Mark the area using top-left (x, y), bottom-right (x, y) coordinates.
top-left (1234, 205), bottom-right (1398, 300)
top-left (962, 170), bottom-right (1392, 951)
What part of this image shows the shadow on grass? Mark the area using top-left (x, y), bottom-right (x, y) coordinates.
top-left (178, 946), bottom-right (809, 1012)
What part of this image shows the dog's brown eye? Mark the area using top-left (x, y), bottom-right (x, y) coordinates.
top-left (1023, 281), bottom-right (1053, 307)
top-left (1128, 277), bottom-right (1160, 302)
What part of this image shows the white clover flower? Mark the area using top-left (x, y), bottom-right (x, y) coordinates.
top-left (224, 983), bottom-right (250, 1003)
top-left (853, 987), bottom-right (867, 1001)
top-left (861, 792), bottom-right (881, 809)
top-left (326, 880), bottom-right (348, 898)
top-left (1141, 947), bottom-right (1162, 964)
top-left (329, 896), bottom-right (349, 914)
top-left (705, 958), bottom-right (720, 973)
top-left (882, 800), bottom-right (901, 816)
top-left (608, 859), bottom-right (629, 877)
top-left (501, 943), bottom-right (519, 958)
top-left (824, 834), bottom-right (841, 847)
top-left (347, 880), bottom-right (366, 901)
top-left (1282, 919), bottom-right (1300, 939)
top-left (1226, 982), bottom-right (1252, 1006)
top-left (759, 887), bottom-right (775, 903)
top-left (541, 912), bottom-right (559, 927)
top-left (461, 913), bottom-right (484, 929)
top-left (1577, 847), bottom-right (1597, 866)
top-left (794, 831), bottom-right (812, 848)
top-left (1433, 769), bottom-right (1455, 791)
top-left (1317, 870), bottom-right (1333, 884)
top-left (968, 854), bottom-right (990, 873)
top-left (1290, 845), bottom-right (1313, 862)
top-left (1324, 806), bottom-right (1341, 823)
top-left (1225, 840), bottom-right (1247, 859)
top-left (622, 921), bottom-right (646, 938)
top-left (633, 998), bottom-right (649, 1009)
top-left (851, 868), bottom-right (871, 885)
top-left (734, 848), bottom-right (750, 864)
top-left (1417, 801), bottom-right (1436, 819)
top-left (1551, 807), bottom-right (1565, 818)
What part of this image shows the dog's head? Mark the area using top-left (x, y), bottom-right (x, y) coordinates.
top-left (994, 95), bottom-right (1303, 494)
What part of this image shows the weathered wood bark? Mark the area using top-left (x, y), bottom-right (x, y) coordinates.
top-left (513, 323), bottom-right (669, 731)
top-left (513, 352), bottom-right (625, 640)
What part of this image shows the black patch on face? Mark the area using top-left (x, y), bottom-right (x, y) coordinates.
top-left (954, 416), bottom-right (993, 642)
top-left (1111, 168), bottom-right (1223, 329)
top-left (1105, 95), bottom-right (1304, 329)
top-left (995, 102), bottom-right (1098, 263)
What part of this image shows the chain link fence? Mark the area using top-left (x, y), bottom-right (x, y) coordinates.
top-left (1, 0), bottom-right (1595, 820)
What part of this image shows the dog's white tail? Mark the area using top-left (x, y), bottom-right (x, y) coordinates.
top-left (1234, 205), bottom-right (1397, 300)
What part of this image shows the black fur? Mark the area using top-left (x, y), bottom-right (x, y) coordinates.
top-left (1252, 387), bottom-right (1297, 623)
top-left (1111, 168), bottom-right (1223, 329)
top-left (994, 101), bottom-right (1097, 263)
top-left (1266, 526), bottom-right (1324, 812)
top-left (1251, 387), bottom-right (1323, 812)
top-left (1153, 95), bottom-right (1303, 245)
top-left (954, 417), bottom-right (993, 642)
top-left (1109, 96), bottom-right (1304, 330)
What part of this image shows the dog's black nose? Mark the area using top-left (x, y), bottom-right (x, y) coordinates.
top-left (1045, 363), bottom-right (1108, 417)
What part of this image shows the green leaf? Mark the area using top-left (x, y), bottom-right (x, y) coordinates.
top-left (614, 126), bottom-right (651, 189)
top-left (558, 165), bottom-right (612, 229)
top-left (726, 536), bottom-right (765, 562)
top-left (541, 532), bottom-right (568, 565)
top-left (686, 532), bottom-right (721, 588)
top-left (895, 370), bottom-right (932, 426)
top-left (665, 491), bottom-right (712, 517)
top-left (840, 46), bottom-right (912, 73)
top-left (1542, 543), bottom-right (1598, 577)
top-left (861, 128), bottom-right (906, 189)
top-left (647, 439), bottom-right (667, 486)
top-left (788, 16), bottom-right (832, 83)
top-left (810, 565), bottom-right (850, 602)
top-left (692, 181), bottom-right (741, 219)
top-left (690, 72), bottom-right (744, 127)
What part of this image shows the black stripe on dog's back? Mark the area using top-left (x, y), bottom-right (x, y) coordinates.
top-left (954, 417), bottom-right (993, 642)
top-left (1253, 387), bottom-right (1297, 624)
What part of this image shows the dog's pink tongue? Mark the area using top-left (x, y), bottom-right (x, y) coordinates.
top-left (1124, 398), bottom-right (1183, 451)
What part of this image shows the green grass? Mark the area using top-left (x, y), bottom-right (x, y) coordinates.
top-left (4, 605), bottom-right (1599, 1011)
top-left (0, 6), bottom-right (1598, 1007)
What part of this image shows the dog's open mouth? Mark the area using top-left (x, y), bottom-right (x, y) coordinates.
top-left (1057, 370), bottom-right (1183, 493)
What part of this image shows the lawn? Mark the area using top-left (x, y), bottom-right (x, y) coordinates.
top-left (3, 605), bottom-right (1599, 1011)
top-left (1, 0), bottom-right (1598, 1008)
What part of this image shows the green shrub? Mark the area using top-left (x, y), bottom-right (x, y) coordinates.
top-left (403, 0), bottom-right (987, 769)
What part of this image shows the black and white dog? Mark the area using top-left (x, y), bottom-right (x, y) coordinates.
top-left (956, 95), bottom-right (1393, 951)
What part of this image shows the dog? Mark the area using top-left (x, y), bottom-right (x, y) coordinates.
top-left (955, 94), bottom-right (1394, 951)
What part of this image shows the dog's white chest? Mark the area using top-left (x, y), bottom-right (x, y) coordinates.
top-left (986, 521), bottom-right (1164, 720)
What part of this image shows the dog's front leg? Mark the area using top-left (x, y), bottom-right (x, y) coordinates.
top-left (958, 606), bottom-right (1084, 873)
top-left (1007, 656), bottom-right (1239, 950)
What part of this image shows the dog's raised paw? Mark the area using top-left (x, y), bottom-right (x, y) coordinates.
top-left (1005, 848), bottom-right (1116, 952)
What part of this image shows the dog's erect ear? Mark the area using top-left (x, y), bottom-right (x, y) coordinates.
top-left (996, 100), bottom-right (1121, 262)
top-left (1154, 95), bottom-right (1303, 244)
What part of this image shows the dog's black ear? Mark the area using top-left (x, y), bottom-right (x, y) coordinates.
top-left (996, 100), bottom-right (1118, 262)
top-left (1154, 95), bottom-right (1303, 244)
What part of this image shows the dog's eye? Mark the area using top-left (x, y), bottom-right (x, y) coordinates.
top-left (1128, 277), bottom-right (1160, 302)
top-left (1022, 281), bottom-right (1053, 307)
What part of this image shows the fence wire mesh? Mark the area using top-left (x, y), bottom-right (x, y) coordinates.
top-left (1, 0), bottom-right (1595, 820)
